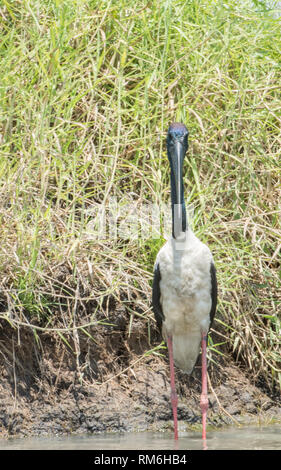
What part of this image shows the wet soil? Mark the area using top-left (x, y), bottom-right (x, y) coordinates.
top-left (0, 312), bottom-right (280, 438)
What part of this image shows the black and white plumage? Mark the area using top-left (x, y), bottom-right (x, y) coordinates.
top-left (153, 236), bottom-right (217, 373)
top-left (152, 122), bottom-right (217, 442)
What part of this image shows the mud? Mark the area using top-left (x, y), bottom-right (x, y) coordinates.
top-left (0, 313), bottom-right (280, 438)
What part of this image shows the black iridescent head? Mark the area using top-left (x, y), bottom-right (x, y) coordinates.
top-left (166, 122), bottom-right (189, 159)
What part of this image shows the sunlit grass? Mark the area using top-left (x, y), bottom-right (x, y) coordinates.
top-left (0, 0), bottom-right (280, 391)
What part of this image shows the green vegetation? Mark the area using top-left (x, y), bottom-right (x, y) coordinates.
top-left (0, 0), bottom-right (280, 392)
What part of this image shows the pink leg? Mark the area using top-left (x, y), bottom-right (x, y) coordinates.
top-left (167, 335), bottom-right (178, 440)
top-left (200, 333), bottom-right (209, 444)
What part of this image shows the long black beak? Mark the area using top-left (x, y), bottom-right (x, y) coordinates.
top-left (171, 141), bottom-right (184, 205)
top-left (170, 141), bottom-right (185, 238)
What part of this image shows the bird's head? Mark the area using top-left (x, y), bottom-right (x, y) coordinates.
top-left (166, 122), bottom-right (189, 164)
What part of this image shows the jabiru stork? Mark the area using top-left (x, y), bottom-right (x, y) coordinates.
top-left (152, 122), bottom-right (217, 444)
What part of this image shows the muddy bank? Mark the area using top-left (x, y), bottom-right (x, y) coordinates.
top-left (0, 316), bottom-right (280, 439)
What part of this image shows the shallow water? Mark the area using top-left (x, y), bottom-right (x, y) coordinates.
top-left (0, 424), bottom-right (280, 450)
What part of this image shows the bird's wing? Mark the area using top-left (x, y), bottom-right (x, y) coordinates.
top-left (209, 261), bottom-right (217, 329)
top-left (152, 262), bottom-right (165, 333)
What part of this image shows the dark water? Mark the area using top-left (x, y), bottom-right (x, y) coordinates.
top-left (0, 424), bottom-right (280, 450)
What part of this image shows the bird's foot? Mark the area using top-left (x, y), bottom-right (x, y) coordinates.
top-left (171, 391), bottom-right (179, 440)
top-left (200, 393), bottom-right (208, 440)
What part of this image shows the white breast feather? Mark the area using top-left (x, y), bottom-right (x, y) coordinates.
top-left (155, 230), bottom-right (213, 374)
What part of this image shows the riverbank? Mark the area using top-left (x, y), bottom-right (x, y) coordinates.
top-left (0, 316), bottom-right (280, 438)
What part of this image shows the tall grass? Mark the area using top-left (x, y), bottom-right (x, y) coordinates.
top-left (0, 0), bottom-right (280, 392)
